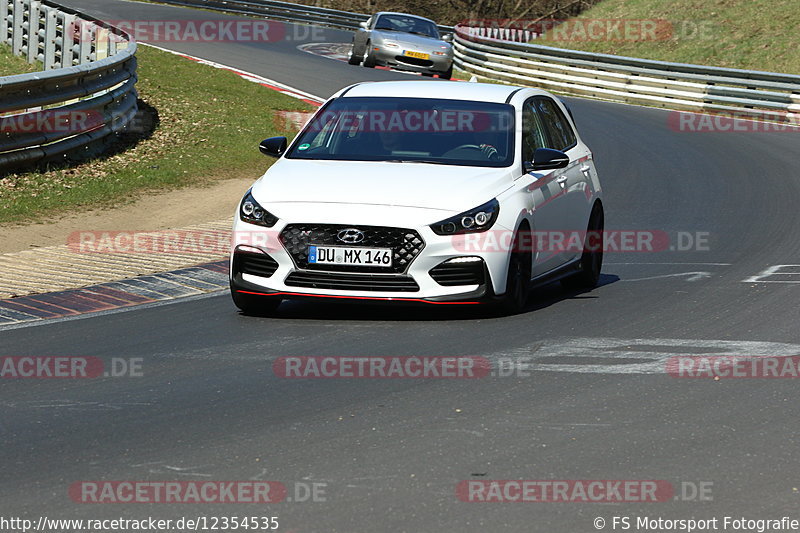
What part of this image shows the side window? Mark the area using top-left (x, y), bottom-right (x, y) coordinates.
top-left (534, 97), bottom-right (577, 152)
top-left (521, 99), bottom-right (548, 163)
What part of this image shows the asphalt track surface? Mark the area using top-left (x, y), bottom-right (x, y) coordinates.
top-left (2, 1), bottom-right (800, 531)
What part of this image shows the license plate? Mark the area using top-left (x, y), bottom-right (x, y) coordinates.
top-left (308, 245), bottom-right (393, 267)
top-left (403, 50), bottom-right (430, 60)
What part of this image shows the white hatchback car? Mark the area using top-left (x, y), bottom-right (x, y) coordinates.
top-left (230, 81), bottom-right (603, 315)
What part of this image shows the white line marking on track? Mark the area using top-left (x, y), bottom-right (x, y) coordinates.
top-left (743, 265), bottom-right (800, 283)
top-left (622, 271), bottom-right (712, 282)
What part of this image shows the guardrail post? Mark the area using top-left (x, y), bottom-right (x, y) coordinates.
top-left (94, 25), bottom-right (108, 60)
top-left (26, 0), bottom-right (40, 64)
top-left (108, 29), bottom-right (117, 56)
top-left (42, 4), bottom-right (55, 68)
top-left (11, 0), bottom-right (23, 55)
top-left (59, 12), bottom-right (75, 67)
top-left (77, 18), bottom-right (91, 64)
top-left (1, 0), bottom-right (9, 45)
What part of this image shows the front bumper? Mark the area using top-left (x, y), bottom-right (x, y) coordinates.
top-left (372, 47), bottom-right (452, 74)
top-left (229, 219), bottom-right (510, 305)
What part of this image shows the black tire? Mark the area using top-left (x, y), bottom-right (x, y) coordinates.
top-left (439, 64), bottom-right (453, 80)
top-left (362, 42), bottom-right (376, 68)
top-left (421, 72), bottom-right (434, 77)
top-left (496, 230), bottom-right (532, 315)
top-left (231, 288), bottom-right (282, 316)
top-left (347, 44), bottom-right (362, 65)
top-left (561, 203), bottom-right (604, 289)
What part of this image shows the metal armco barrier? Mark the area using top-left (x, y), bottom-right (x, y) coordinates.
top-left (0, 0), bottom-right (137, 172)
top-left (453, 26), bottom-right (800, 122)
top-left (149, 0), bottom-right (799, 122)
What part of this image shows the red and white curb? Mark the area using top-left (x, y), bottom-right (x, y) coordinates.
top-left (142, 43), bottom-right (324, 106)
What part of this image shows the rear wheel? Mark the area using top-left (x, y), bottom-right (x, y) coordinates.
top-left (561, 203), bottom-right (604, 289)
top-left (362, 42), bottom-right (376, 67)
top-left (496, 230), bottom-right (532, 315)
top-left (231, 288), bottom-right (282, 316)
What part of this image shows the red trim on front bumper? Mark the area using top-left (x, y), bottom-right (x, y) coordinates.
top-left (236, 290), bottom-right (481, 305)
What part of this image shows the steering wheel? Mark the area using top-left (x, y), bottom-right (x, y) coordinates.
top-left (447, 144), bottom-right (499, 159)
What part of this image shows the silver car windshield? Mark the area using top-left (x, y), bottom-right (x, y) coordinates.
top-left (374, 14), bottom-right (439, 39)
top-left (286, 97), bottom-right (516, 168)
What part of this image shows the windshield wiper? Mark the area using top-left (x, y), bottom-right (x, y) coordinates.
top-left (384, 159), bottom-right (450, 165)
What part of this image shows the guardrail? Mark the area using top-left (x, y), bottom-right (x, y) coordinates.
top-left (143, 0), bottom-right (800, 123)
top-left (0, 0), bottom-right (137, 172)
top-left (153, 0), bottom-right (454, 35)
top-left (454, 26), bottom-right (800, 122)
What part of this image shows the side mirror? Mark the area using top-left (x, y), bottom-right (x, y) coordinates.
top-left (525, 148), bottom-right (569, 172)
top-left (259, 136), bottom-right (287, 158)
top-left (358, 21), bottom-right (368, 30)
top-left (442, 33), bottom-right (453, 43)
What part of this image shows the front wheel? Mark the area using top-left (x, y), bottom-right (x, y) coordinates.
top-left (439, 64), bottom-right (453, 80)
top-left (561, 204), bottom-right (604, 289)
top-left (362, 42), bottom-right (377, 68)
top-left (495, 231), bottom-right (532, 315)
top-left (347, 44), bottom-right (362, 65)
top-left (231, 288), bottom-right (282, 316)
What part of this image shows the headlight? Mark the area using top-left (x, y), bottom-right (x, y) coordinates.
top-left (431, 199), bottom-right (500, 235)
top-left (382, 41), bottom-right (400, 48)
top-left (239, 190), bottom-right (278, 227)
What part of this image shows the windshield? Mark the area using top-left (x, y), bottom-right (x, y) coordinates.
top-left (374, 14), bottom-right (439, 39)
top-left (286, 97), bottom-right (515, 168)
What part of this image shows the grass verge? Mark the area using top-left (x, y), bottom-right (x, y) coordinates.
top-left (536, 0), bottom-right (800, 74)
top-left (0, 44), bottom-right (41, 76)
top-left (0, 45), bottom-right (314, 225)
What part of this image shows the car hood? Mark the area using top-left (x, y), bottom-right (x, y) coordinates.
top-left (251, 159), bottom-right (513, 215)
top-left (374, 30), bottom-right (448, 49)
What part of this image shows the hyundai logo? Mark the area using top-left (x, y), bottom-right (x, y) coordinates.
top-left (337, 228), bottom-right (365, 244)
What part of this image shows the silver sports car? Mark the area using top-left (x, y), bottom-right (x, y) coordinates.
top-left (348, 12), bottom-right (454, 79)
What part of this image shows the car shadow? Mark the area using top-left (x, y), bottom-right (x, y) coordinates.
top-left (241, 273), bottom-right (621, 322)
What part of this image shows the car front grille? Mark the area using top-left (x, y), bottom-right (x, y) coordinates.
top-left (234, 251), bottom-right (279, 278)
top-left (429, 259), bottom-right (486, 286)
top-left (279, 224), bottom-right (425, 274)
top-left (285, 271), bottom-right (420, 292)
